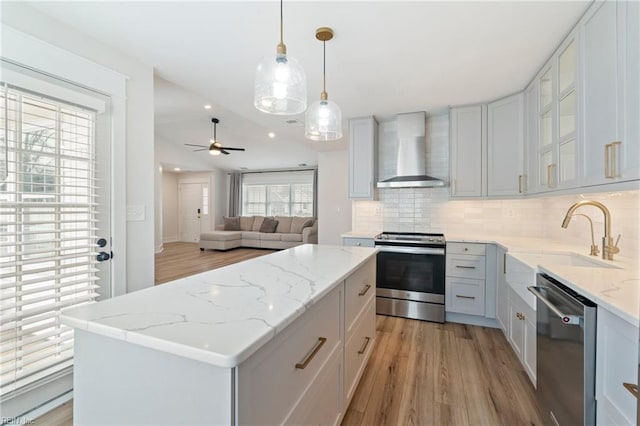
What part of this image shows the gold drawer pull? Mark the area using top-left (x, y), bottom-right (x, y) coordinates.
top-left (295, 337), bottom-right (327, 370)
top-left (623, 382), bottom-right (639, 399)
top-left (456, 295), bottom-right (475, 300)
top-left (518, 174), bottom-right (523, 193)
top-left (357, 337), bottom-right (371, 355)
top-left (358, 284), bottom-right (371, 296)
top-left (456, 265), bottom-right (476, 269)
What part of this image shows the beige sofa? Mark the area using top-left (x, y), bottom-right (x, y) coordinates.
top-left (200, 216), bottom-right (318, 251)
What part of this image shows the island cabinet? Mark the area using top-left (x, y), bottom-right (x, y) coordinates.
top-left (63, 245), bottom-right (378, 426)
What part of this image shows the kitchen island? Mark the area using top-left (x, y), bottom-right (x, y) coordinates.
top-left (61, 244), bottom-right (377, 425)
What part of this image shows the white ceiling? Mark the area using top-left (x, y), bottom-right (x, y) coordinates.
top-left (28, 1), bottom-right (590, 171)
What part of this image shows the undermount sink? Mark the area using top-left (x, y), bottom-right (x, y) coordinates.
top-left (513, 252), bottom-right (622, 270)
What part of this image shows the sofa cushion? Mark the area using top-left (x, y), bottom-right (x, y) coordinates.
top-left (223, 217), bottom-right (240, 231)
top-left (241, 231), bottom-right (261, 240)
top-left (260, 232), bottom-right (281, 241)
top-left (201, 231), bottom-right (241, 241)
top-left (281, 233), bottom-right (303, 242)
top-left (274, 216), bottom-right (293, 233)
top-left (240, 216), bottom-right (254, 231)
top-left (259, 217), bottom-right (279, 233)
top-left (290, 217), bottom-right (314, 234)
top-left (251, 216), bottom-right (266, 231)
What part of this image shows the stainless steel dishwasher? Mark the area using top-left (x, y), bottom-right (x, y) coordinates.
top-left (528, 274), bottom-right (597, 426)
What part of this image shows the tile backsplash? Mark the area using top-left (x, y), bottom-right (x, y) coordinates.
top-left (354, 113), bottom-right (639, 259)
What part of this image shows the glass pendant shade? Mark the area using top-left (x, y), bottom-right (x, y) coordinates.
top-left (254, 54), bottom-right (307, 115)
top-left (305, 99), bottom-right (342, 141)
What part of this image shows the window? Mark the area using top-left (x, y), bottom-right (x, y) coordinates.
top-left (202, 186), bottom-right (209, 215)
top-left (241, 170), bottom-right (314, 217)
top-left (0, 83), bottom-right (101, 397)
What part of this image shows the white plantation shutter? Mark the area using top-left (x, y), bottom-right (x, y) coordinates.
top-left (0, 83), bottom-right (101, 396)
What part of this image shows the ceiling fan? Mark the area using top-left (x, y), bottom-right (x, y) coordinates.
top-left (185, 118), bottom-right (246, 156)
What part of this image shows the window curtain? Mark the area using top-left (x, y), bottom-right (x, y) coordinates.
top-left (312, 168), bottom-right (318, 218)
top-left (228, 172), bottom-right (241, 217)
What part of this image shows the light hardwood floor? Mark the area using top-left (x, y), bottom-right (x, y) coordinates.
top-left (36, 243), bottom-right (544, 425)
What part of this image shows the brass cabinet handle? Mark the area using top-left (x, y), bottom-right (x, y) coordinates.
top-left (295, 337), bottom-right (327, 370)
top-left (456, 265), bottom-right (476, 269)
top-left (605, 143), bottom-right (612, 178)
top-left (623, 382), bottom-right (639, 399)
top-left (357, 336), bottom-right (371, 355)
top-left (611, 141), bottom-right (621, 178)
top-left (456, 295), bottom-right (476, 300)
top-left (358, 284), bottom-right (371, 296)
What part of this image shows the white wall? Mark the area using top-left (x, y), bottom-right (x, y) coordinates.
top-left (318, 151), bottom-right (352, 244)
top-left (1, 2), bottom-right (155, 294)
top-left (162, 172), bottom-right (179, 242)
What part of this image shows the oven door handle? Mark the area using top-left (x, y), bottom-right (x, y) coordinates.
top-left (375, 245), bottom-right (445, 255)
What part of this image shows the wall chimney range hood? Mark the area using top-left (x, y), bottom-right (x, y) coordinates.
top-left (377, 111), bottom-right (445, 188)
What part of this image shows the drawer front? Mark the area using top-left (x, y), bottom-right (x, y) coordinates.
top-left (237, 285), bottom-right (342, 425)
top-left (446, 254), bottom-right (486, 279)
top-left (446, 277), bottom-right (485, 315)
top-left (343, 237), bottom-right (375, 248)
top-left (345, 258), bottom-right (376, 335)
top-left (344, 302), bottom-right (376, 406)
top-left (447, 242), bottom-right (486, 256)
top-left (285, 347), bottom-right (342, 426)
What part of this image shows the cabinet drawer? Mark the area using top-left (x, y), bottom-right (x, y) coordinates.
top-left (343, 237), bottom-right (375, 248)
top-left (237, 285), bottom-right (342, 425)
top-left (345, 258), bottom-right (376, 335)
top-left (446, 254), bottom-right (486, 279)
top-left (447, 242), bottom-right (486, 256)
top-left (344, 302), bottom-right (376, 406)
top-left (285, 347), bottom-right (343, 426)
top-left (446, 277), bottom-right (485, 315)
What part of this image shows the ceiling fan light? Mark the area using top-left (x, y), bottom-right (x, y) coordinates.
top-left (305, 99), bottom-right (342, 141)
top-left (209, 149), bottom-right (221, 156)
top-left (255, 54), bottom-right (306, 115)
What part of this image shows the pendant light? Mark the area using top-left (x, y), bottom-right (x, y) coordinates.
top-left (254, 0), bottom-right (306, 115)
top-left (305, 27), bottom-right (342, 141)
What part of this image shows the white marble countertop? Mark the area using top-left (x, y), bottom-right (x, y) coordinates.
top-left (446, 234), bottom-right (639, 326)
top-left (61, 244), bottom-right (378, 368)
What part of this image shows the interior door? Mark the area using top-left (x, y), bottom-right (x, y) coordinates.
top-left (179, 182), bottom-right (202, 242)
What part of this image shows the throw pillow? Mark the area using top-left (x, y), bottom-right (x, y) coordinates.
top-left (240, 216), bottom-right (254, 231)
top-left (290, 217), bottom-right (314, 234)
top-left (274, 216), bottom-right (293, 233)
top-left (223, 216), bottom-right (240, 231)
top-left (252, 216), bottom-right (266, 231)
top-left (259, 218), bottom-right (279, 233)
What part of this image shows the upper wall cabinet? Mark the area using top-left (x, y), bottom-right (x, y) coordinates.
top-left (487, 93), bottom-right (525, 196)
top-left (348, 116), bottom-right (378, 200)
top-left (581, 0), bottom-right (639, 186)
top-left (450, 105), bottom-right (485, 198)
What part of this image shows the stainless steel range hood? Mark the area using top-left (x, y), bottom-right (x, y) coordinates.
top-left (377, 112), bottom-right (445, 188)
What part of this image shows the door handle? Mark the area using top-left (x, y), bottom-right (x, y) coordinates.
top-left (96, 252), bottom-right (111, 262)
top-left (97, 238), bottom-right (108, 248)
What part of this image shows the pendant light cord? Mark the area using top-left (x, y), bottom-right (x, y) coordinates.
top-left (323, 40), bottom-right (326, 95)
top-left (279, 0), bottom-right (284, 46)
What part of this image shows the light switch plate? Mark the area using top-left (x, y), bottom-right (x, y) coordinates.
top-left (126, 205), bottom-right (145, 221)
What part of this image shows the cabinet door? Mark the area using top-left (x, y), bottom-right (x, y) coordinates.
top-left (487, 93), bottom-right (525, 196)
top-left (450, 105), bottom-right (484, 197)
top-left (525, 81), bottom-right (539, 194)
top-left (496, 250), bottom-right (509, 335)
top-left (581, 1), bottom-right (620, 186)
top-left (620, 0), bottom-right (640, 181)
top-left (348, 117), bottom-right (377, 199)
top-left (596, 308), bottom-right (639, 425)
top-left (523, 315), bottom-right (537, 387)
top-left (508, 290), bottom-right (525, 360)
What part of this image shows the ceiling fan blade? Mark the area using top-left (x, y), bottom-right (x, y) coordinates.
top-left (184, 143), bottom-right (208, 147)
top-left (221, 149), bottom-right (230, 155)
top-left (192, 148), bottom-right (208, 152)
top-left (219, 147), bottom-right (245, 151)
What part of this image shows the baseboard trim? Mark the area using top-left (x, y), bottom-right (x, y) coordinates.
top-left (154, 245), bottom-right (163, 254)
top-left (162, 237), bottom-right (178, 243)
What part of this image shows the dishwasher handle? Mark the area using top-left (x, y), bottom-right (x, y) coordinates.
top-left (527, 286), bottom-right (582, 325)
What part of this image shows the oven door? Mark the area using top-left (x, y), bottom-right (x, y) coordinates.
top-left (375, 245), bottom-right (445, 304)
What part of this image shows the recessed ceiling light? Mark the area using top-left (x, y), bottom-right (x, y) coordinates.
top-left (204, 104), bottom-right (212, 110)
top-left (268, 132), bottom-right (276, 139)
top-left (174, 167), bottom-right (181, 171)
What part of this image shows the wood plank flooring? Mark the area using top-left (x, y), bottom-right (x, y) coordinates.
top-left (343, 315), bottom-right (544, 426)
top-left (155, 242), bottom-right (276, 284)
top-left (36, 243), bottom-right (544, 425)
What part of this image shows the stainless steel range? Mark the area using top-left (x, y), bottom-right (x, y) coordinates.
top-left (374, 232), bottom-right (446, 323)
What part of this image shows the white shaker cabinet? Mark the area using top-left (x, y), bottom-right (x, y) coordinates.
top-left (450, 105), bottom-right (485, 197)
top-left (487, 93), bottom-right (525, 196)
top-left (348, 116), bottom-right (378, 199)
top-left (581, 0), bottom-right (639, 185)
top-left (507, 287), bottom-right (536, 386)
top-left (496, 248), bottom-right (509, 334)
top-left (596, 307), bottom-right (639, 425)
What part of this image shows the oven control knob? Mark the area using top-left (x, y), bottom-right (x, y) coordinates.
top-left (464, 248), bottom-right (468, 251)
